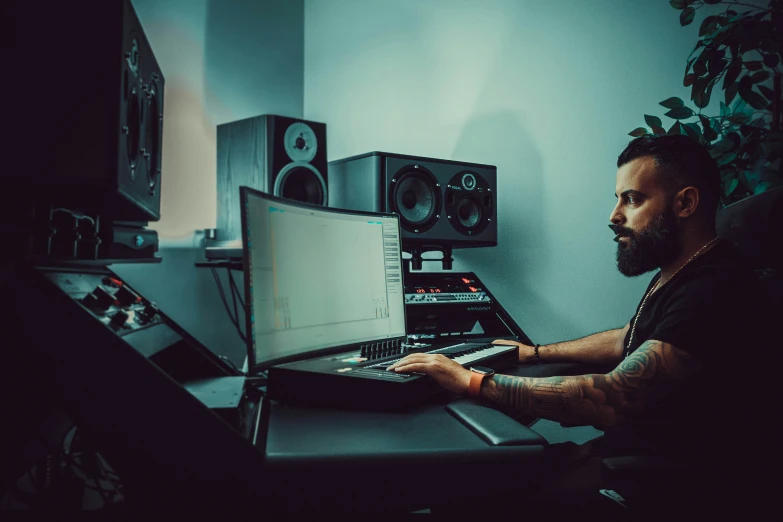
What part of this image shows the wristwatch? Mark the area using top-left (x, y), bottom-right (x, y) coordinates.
top-left (468, 366), bottom-right (495, 398)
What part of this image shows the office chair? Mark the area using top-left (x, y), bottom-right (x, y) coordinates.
top-left (600, 186), bottom-right (783, 518)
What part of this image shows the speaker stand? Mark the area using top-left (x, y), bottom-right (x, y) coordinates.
top-left (402, 246), bottom-right (453, 273)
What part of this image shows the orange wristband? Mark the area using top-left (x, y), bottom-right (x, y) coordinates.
top-left (468, 371), bottom-right (488, 398)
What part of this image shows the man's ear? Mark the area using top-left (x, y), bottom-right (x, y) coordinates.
top-left (673, 186), bottom-right (700, 218)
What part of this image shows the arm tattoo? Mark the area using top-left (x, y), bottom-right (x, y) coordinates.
top-left (482, 340), bottom-right (701, 429)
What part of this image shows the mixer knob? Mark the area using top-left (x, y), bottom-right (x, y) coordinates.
top-left (139, 303), bottom-right (159, 323)
top-left (84, 286), bottom-right (117, 312)
top-left (110, 310), bottom-right (130, 328)
top-left (116, 285), bottom-right (142, 307)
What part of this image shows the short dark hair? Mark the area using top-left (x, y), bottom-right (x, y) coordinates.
top-left (617, 135), bottom-right (721, 218)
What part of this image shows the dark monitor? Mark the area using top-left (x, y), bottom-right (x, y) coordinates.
top-left (240, 187), bottom-right (406, 372)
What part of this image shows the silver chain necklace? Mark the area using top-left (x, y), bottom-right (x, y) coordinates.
top-left (625, 237), bottom-right (721, 356)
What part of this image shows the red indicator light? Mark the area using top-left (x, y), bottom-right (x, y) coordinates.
top-left (469, 286), bottom-right (478, 292)
top-left (435, 289), bottom-right (441, 293)
top-left (461, 277), bottom-right (470, 284)
top-left (416, 289), bottom-right (425, 294)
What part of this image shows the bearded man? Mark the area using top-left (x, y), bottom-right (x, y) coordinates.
top-left (391, 135), bottom-right (768, 518)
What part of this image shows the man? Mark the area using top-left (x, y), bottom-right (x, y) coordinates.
top-left (389, 135), bottom-right (768, 516)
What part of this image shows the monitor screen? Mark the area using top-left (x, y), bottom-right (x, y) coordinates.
top-left (241, 187), bottom-right (406, 370)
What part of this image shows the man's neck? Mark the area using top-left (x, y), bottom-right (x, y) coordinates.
top-left (659, 232), bottom-right (719, 285)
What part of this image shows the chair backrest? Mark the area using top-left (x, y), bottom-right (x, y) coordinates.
top-left (716, 186), bottom-right (783, 272)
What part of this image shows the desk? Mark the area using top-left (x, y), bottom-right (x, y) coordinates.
top-left (255, 362), bottom-right (600, 513)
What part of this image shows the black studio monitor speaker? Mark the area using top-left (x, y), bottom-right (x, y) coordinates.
top-left (6, 0), bottom-right (165, 222)
top-left (328, 152), bottom-right (497, 249)
top-left (216, 115), bottom-right (328, 243)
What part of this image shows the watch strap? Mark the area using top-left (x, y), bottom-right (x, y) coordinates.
top-left (468, 370), bottom-right (489, 398)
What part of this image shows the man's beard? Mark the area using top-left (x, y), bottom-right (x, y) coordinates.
top-left (613, 211), bottom-right (681, 277)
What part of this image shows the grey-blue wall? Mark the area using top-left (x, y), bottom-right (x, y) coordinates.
top-left (302, 0), bottom-right (738, 443)
top-left (113, 0), bottom-right (304, 368)
top-left (113, 1), bottom-right (730, 444)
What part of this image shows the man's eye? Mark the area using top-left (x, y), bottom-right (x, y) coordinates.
top-left (627, 196), bottom-right (636, 204)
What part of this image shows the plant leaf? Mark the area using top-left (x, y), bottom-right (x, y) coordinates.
top-left (744, 61), bottom-right (763, 71)
top-left (683, 122), bottom-right (702, 141)
top-left (728, 112), bottom-right (751, 125)
top-left (659, 97), bottom-right (685, 109)
top-left (644, 115), bottom-right (663, 128)
top-left (754, 181), bottom-right (771, 195)
top-left (725, 82), bottom-right (739, 106)
top-left (708, 55), bottom-right (728, 77)
top-left (629, 127), bottom-right (649, 137)
top-left (664, 106), bottom-right (695, 120)
top-left (710, 138), bottom-right (735, 156)
top-left (704, 0), bottom-right (722, 4)
top-left (750, 70), bottom-right (771, 83)
top-left (717, 152), bottom-right (738, 166)
top-left (722, 59), bottom-right (742, 89)
top-left (652, 125), bottom-right (667, 136)
top-left (724, 178), bottom-right (739, 197)
top-left (763, 54), bottom-right (779, 68)
top-left (684, 73), bottom-right (696, 87)
top-left (667, 121), bottom-right (683, 135)
top-left (759, 85), bottom-right (775, 101)
top-left (699, 16), bottom-right (718, 37)
top-left (693, 58), bottom-right (708, 77)
top-left (680, 7), bottom-right (696, 26)
top-left (670, 0), bottom-right (687, 9)
top-left (727, 131), bottom-right (742, 148)
top-left (693, 81), bottom-right (712, 109)
top-left (740, 89), bottom-right (770, 110)
top-left (700, 115), bottom-right (718, 142)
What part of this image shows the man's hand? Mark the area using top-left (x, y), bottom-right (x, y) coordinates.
top-left (387, 354), bottom-right (472, 395)
top-left (491, 339), bottom-right (536, 364)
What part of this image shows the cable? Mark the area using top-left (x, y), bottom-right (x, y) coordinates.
top-left (210, 267), bottom-right (247, 343)
top-left (227, 267), bottom-right (249, 341)
top-left (218, 354), bottom-right (243, 374)
top-left (210, 267), bottom-right (236, 324)
top-left (228, 271), bottom-right (240, 332)
top-left (227, 267), bottom-right (246, 308)
top-left (51, 208), bottom-right (96, 227)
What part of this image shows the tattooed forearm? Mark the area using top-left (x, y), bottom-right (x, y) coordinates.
top-left (482, 340), bottom-right (701, 429)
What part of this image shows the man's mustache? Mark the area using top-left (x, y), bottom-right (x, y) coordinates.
top-left (609, 224), bottom-right (633, 236)
top-left (609, 224), bottom-right (633, 238)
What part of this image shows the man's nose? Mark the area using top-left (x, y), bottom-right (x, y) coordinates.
top-left (609, 203), bottom-right (624, 225)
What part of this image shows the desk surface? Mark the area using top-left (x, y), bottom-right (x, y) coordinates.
top-left (260, 395), bottom-right (551, 513)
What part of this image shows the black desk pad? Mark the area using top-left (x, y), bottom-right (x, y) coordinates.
top-left (261, 399), bottom-right (549, 512)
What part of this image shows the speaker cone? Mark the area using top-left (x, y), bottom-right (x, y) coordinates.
top-left (457, 197), bottom-right (481, 229)
top-left (390, 167), bottom-right (440, 233)
top-left (274, 162), bottom-right (327, 205)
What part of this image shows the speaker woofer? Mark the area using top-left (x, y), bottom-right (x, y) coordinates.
top-left (390, 166), bottom-right (441, 233)
top-left (274, 162), bottom-right (327, 205)
top-left (457, 197), bottom-right (481, 229)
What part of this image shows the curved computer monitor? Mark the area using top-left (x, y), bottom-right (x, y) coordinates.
top-left (240, 186), bottom-right (406, 372)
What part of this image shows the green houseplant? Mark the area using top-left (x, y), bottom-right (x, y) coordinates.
top-left (630, 0), bottom-right (782, 206)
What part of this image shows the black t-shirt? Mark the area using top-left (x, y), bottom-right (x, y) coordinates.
top-left (602, 238), bottom-right (764, 466)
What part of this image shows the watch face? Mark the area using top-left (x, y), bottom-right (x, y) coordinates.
top-left (470, 366), bottom-right (494, 375)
